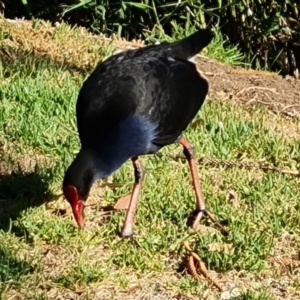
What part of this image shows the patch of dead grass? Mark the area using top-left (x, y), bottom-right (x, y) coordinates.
top-left (0, 17), bottom-right (145, 74)
top-left (265, 114), bottom-right (300, 140)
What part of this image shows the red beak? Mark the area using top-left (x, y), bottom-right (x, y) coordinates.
top-left (63, 186), bottom-right (85, 228)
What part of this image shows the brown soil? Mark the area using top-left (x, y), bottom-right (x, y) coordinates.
top-left (195, 55), bottom-right (300, 117)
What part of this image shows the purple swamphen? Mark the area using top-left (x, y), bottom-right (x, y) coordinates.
top-left (62, 28), bottom-right (227, 237)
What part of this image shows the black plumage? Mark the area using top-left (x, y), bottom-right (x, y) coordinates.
top-left (63, 29), bottom-right (227, 237)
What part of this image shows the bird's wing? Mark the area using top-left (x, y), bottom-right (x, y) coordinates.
top-left (75, 53), bottom-right (208, 149)
top-left (137, 56), bottom-right (209, 146)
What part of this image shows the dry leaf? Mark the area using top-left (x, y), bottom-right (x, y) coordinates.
top-left (197, 224), bottom-right (219, 236)
top-left (268, 256), bottom-right (300, 268)
top-left (208, 242), bottom-right (234, 254)
top-left (221, 288), bottom-right (240, 300)
top-left (113, 194), bottom-right (131, 210)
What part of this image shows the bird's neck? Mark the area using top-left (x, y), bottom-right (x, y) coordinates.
top-left (64, 114), bottom-right (161, 199)
top-left (63, 149), bottom-right (129, 199)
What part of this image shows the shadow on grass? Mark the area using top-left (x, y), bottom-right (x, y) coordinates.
top-left (0, 167), bottom-right (55, 237)
top-left (0, 245), bottom-right (33, 283)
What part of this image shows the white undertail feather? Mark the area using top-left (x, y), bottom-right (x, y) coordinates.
top-left (188, 55), bottom-right (197, 64)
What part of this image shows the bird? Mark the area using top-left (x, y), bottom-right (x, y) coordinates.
top-left (62, 28), bottom-right (227, 237)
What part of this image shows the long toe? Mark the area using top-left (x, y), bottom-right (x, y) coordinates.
top-left (191, 209), bottom-right (229, 236)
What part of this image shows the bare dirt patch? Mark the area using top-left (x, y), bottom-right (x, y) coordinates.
top-left (196, 56), bottom-right (300, 118)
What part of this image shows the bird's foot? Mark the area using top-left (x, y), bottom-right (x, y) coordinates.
top-left (120, 231), bottom-right (135, 239)
top-left (120, 223), bottom-right (135, 239)
top-left (191, 208), bottom-right (229, 236)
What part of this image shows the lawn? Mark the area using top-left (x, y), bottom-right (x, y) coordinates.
top-left (0, 18), bottom-right (300, 300)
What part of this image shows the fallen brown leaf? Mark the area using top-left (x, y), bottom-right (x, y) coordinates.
top-left (196, 224), bottom-right (219, 236)
top-left (208, 242), bottom-right (234, 254)
top-left (113, 194), bottom-right (131, 210)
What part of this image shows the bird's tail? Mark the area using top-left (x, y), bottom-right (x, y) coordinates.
top-left (160, 28), bottom-right (214, 60)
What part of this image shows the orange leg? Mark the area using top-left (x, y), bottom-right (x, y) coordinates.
top-left (121, 156), bottom-right (143, 237)
top-left (179, 137), bottom-right (228, 235)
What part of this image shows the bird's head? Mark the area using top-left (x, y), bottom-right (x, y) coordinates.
top-left (62, 150), bottom-right (96, 228)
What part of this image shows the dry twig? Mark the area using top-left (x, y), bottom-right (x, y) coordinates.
top-left (184, 241), bottom-right (223, 292)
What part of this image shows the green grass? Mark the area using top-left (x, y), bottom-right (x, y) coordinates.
top-left (144, 21), bottom-right (248, 67)
top-left (1, 19), bottom-right (300, 300)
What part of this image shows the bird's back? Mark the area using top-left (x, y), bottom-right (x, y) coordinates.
top-left (76, 29), bottom-right (212, 157)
